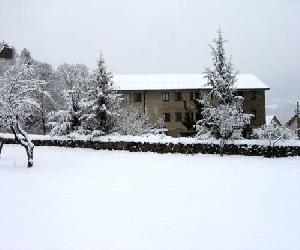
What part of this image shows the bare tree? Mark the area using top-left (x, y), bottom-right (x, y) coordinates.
top-left (0, 58), bottom-right (49, 167)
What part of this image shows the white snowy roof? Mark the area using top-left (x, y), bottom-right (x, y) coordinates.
top-left (0, 42), bottom-right (11, 53)
top-left (266, 115), bottom-right (275, 125)
top-left (266, 115), bottom-right (282, 126)
top-left (113, 74), bottom-right (269, 91)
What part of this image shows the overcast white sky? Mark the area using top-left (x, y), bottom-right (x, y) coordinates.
top-left (1, 0), bottom-right (300, 119)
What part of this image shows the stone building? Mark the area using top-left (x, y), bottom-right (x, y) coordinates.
top-left (114, 74), bottom-right (270, 137)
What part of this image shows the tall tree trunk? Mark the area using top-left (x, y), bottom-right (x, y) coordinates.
top-left (42, 116), bottom-right (46, 135)
top-left (11, 119), bottom-right (34, 168)
top-left (219, 138), bottom-right (225, 157)
top-left (0, 140), bottom-right (3, 155)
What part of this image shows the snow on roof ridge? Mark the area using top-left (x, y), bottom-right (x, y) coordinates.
top-left (113, 73), bottom-right (270, 91)
top-left (0, 41), bottom-right (11, 53)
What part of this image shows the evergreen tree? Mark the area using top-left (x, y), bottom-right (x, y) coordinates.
top-left (196, 29), bottom-right (251, 154)
top-left (20, 48), bottom-right (33, 65)
top-left (80, 53), bottom-right (121, 137)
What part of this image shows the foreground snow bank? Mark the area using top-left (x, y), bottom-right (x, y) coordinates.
top-left (1, 132), bottom-right (300, 146)
top-left (0, 145), bottom-right (300, 250)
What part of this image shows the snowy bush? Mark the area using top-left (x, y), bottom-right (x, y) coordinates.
top-left (114, 104), bottom-right (155, 135)
top-left (253, 123), bottom-right (297, 147)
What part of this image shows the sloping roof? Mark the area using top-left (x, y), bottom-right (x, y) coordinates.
top-left (266, 115), bottom-right (274, 125)
top-left (286, 114), bottom-right (300, 127)
top-left (114, 74), bottom-right (270, 91)
top-left (266, 115), bottom-right (282, 126)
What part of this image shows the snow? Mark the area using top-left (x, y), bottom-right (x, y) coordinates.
top-left (0, 145), bottom-right (299, 250)
top-left (113, 74), bottom-right (270, 91)
top-left (266, 115), bottom-right (275, 125)
top-left (2, 132), bottom-right (300, 146)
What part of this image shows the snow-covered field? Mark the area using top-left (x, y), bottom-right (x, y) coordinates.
top-left (0, 145), bottom-right (300, 250)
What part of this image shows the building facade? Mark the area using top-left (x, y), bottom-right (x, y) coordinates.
top-left (114, 74), bottom-right (269, 137)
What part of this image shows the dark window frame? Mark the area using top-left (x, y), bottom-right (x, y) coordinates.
top-left (162, 92), bottom-right (170, 102)
top-left (174, 92), bottom-right (182, 102)
top-left (133, 92), bottom-right (142, 102)
top-left (175, 112), bottom-right (182, 122)
top-left (164, 113), bottom-right (171, 122)
top-left (250, 91), bottom-right (256, 100)
top-left (190, 92), bottom-right (194, 101)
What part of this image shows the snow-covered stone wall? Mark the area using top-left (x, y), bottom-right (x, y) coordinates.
top-left (1, 134), bottom-right (300, 158)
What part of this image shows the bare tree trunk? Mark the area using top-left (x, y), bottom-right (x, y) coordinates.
top-left (0, 140), bottom-right (3, 155)
top-left (11, 119), bottom-right (34, 168)
top-left (219, 138), bottom-right (225, 157)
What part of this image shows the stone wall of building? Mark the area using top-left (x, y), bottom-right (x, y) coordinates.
top-left (121, 89), bottom-right (267, 136)
top-left (241, 90), bottom-right (266, 128)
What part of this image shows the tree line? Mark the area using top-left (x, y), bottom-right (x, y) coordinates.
top-left (0, 29), bottom-right (296, 167)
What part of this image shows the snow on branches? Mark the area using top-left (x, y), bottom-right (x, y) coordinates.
top-left (80, 53), bottom-right (122, 138)
top-left (0, 57), bottom-right (49, 167)
top-left (47, 64), bottom-right (89, 135)
top-left (254, 122), bottom-right (297, 147)
top-left (115, 104), bottom-right (154, 136)
top-left (196, 29), bottom-right (251, 152)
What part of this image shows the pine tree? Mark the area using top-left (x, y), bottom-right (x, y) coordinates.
top-left (196, 29), bottom-right (251, 154)
top-left (20, 48), bottom-right (33, 65)
top-left (80, 53), bottom-right (121, 137)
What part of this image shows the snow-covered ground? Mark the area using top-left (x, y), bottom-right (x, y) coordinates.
top-left (0, 145), bottom-right (300, 250)
top-left (1, 132), bottom-right (300, 146)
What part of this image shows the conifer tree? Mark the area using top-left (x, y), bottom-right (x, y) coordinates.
top-left (196, 29), bottom-right (251, 154)
top-left (80, 53), bottom-right (121, 137)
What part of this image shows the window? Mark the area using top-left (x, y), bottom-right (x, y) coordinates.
top-left (164, 113), bottom-right (171, 122)
top-left (250, 91), bottom-right (256, 100)
top-left (174, 92), bottom-right (182, 101)
top-left (162, 92), bottom-right (169, 102)
top-left (190, 92), bottom-right (194, 101)
top-left (175, 112), bottom-right (182, 122)
top-left (195, 92), bottom-right (200, 100)
top-left (251, 110), bottom-right (257, 120)
top-left (237, 91), bottom-right (244, 97)
top-left (133, 93), bottom-right (141, 102)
